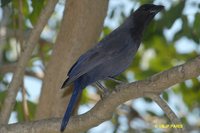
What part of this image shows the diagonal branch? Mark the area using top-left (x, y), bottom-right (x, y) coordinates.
top-left (0, 0), bottom-right (58, 124)
top-left (145, 93), bottom-right (186, 133)
top-left (0, 56), bottom-right (199, 133)
top-left (0, 64), bottom-right (44, 80)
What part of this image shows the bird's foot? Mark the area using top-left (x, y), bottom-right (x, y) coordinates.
top-left (95, 81), bottom-right (111, 99)
top-left (100, 89), bottom-right (111, 99)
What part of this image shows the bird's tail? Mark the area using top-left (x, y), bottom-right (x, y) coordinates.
top-left (60, 80), bottom-right (82, 132)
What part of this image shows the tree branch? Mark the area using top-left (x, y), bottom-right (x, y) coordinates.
top-left (145, 93), bottom-right (186, 133)
top-left (0, 0), bottom-right (58, 124)
top-left (17, 0), bottom-right (24, 51)
top-left (0, 56), bottom-right (199, 133)
top-left (0, 64), bottom-right (44, 80)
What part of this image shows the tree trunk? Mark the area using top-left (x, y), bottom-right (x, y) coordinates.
top-left (36, 0), bottom-right (109, 119)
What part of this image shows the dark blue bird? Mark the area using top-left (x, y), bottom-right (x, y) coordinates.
top-left (60, 4), bottom-right (164, 132)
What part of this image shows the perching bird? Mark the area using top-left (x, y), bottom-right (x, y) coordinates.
top-left (60, 4), bottom-right (164, 132)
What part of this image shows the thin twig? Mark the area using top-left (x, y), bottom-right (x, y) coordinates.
top-left (145, 93), bottom-right (186, 133)
top-left (18, 0), bottom-right (24, 51)
top-left (18, 1), bottom-right (29, 121)
top-left (22, 84), bottom-right (30, 121)
top-left (0, 64), bottom-right (44, 80)
top-left (0, 7), bottom-right (11, 63)
top-left (0, 0), bottom-right (58, 124)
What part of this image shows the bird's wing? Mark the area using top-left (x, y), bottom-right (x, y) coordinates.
top-left (67, 47), bottom-right (101, 77)
top-left (65, 40), bottom-right (128, 86)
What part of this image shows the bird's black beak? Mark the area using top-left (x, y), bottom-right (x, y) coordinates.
top-left (150, 5), bottom-right (164, 14)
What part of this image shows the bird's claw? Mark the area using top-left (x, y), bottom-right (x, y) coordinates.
top-left (100, 89), bottom-right (110, 99)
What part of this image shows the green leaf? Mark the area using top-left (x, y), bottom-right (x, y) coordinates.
top-left (144, 97), bottom-right (153, 103)
top-left (80, 89), bottom-right (89, 104)
top-left (192, 13), bottom-right (200, 43)
top-left (29, 0), bottom-right (46, 25)
top-left (14, 100), bottom-right (37, 121)
top-left (162, 2), bottom-right (185, 28)
top-left (1, 0), bottom-right (12, 7)
top-left (0, 90), bottom-right (7, 110)
top-left (162, 92), bottom-right (169, 102)
top-left (175, 79), bottom-right (200, 109)
top-left (109, 8), bottom-right (116, 19)
top-left (146, 110), bottom-right (158, 116)
top-left (103, 26), bottom-right (112, 36)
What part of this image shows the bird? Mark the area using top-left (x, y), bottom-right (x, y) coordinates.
top-left (60, 4), bottom-right (164, 132)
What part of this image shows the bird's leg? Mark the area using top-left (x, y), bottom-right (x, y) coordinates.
top-left (95, 81), bottom-right (110, 99)
top-left (108, 77), bottom-right (128, 92)
top-left (107, 77), bottom-right (125, 84)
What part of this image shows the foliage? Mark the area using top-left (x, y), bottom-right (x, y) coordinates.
top-left (0, 0), bottom-right (199, 132)
top-left (0, 0), bottom-right (12, 7)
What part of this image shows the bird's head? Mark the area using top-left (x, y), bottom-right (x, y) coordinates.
top-left (134, 4), bottom-right (164, 24)
top-left (123, 4), bottom-right (164, 36)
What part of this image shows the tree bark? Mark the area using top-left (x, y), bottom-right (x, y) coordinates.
top-left (36, 0), bottom-right (109, 119)
top-left (1, 56), bottom-right (199, 133)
